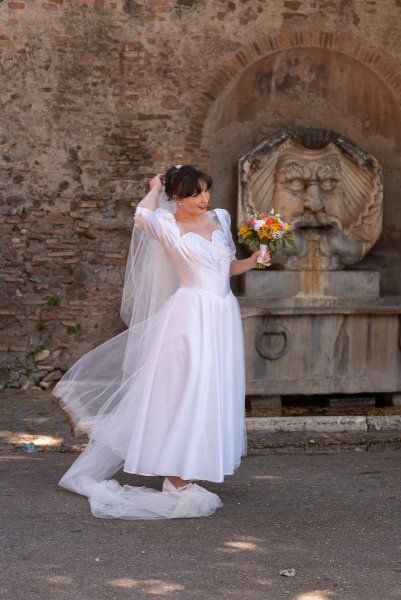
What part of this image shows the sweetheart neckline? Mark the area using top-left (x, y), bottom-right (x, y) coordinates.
top-left (178, 228), bottom-right (225, 244)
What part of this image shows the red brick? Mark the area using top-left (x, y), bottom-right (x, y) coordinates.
top-left (8, 2), bottom-right (25, 8)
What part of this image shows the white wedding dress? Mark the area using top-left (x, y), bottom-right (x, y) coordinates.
top-left (53, 204), bottom-right (246, 519)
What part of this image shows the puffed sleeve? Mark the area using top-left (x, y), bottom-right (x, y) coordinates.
top-left (134, 207), bottom-right (177, 248)
top-left (217, 209), bottom-right (237, 260)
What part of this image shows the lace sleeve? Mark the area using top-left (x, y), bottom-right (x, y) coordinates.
top-left (134, 207), bottom-right (177, 248)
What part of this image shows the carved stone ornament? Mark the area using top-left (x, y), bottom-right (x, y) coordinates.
top-left (255, 323), bottom-right (289, 361)
top-left (238, 128), bottom-right (383, 270)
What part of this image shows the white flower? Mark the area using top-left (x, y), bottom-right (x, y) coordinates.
top-left (254, 219), bottom-right (265, 232)
top-left (272, 231), bottom-right (283, 239)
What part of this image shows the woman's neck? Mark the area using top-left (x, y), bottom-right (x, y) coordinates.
top-left (174, 209), bottom-right (207, 224)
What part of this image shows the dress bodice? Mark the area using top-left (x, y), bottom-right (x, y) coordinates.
top-left (135, 207), bottom-right (236, 298)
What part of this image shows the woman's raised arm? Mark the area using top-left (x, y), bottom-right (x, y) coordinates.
top-left (137, 174), bottom-right (164, 211)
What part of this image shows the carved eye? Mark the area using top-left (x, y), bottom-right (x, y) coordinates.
top-left (319, 178), bottom-right (338, 191)
top-left (285, 178), bottom-right (305, 191)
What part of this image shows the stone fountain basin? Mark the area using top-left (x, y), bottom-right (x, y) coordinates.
top-left (239, 289), bottom-right (401, 398)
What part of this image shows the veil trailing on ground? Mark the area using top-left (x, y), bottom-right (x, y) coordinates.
top-left (53, 188), bottom-right (223, 519)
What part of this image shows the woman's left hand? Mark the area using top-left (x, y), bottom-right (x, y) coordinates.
top-left (250, 249), bottom-right (271, 268)
top-left (149, 174), bottom-right (164, 192)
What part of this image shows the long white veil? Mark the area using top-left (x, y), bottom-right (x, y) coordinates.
top-left (53, 188), bottom-right (222, 519)
top-left (120, 190), bottom-right (179, 328)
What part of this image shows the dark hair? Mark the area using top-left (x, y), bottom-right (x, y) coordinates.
top-left (164, 164), bottom-right (212, 200)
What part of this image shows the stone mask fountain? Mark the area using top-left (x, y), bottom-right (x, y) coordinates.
top-left (239, 128), bottom-right (383, 299)
top-left (238, 128), bottom-right (400, 403)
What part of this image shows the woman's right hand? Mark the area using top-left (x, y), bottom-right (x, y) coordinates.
top-left (250, 249), bottom-right (271, 268)
top-left (149, 174), bottom-right (164, 192)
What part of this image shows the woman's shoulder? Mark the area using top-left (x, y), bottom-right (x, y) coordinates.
top-left (135, 205), bottom-right (176, 223)
top-left (154, 207), bottom-right (177, 223)
top-left (212, 208), bottom-right (232, 226)
top-left (212, 207), bottom-right (230, 216)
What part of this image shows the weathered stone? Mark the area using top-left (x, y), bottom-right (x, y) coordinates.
top-left (42, 370), bottom-right (64, 382)
top-left (33, 350), bottom-right (50, 362)
top-left (246, 416), bottom-right (368, 433)
top-left (241, 303), bottom-right (401, 397)
top-left (366, 416), bottom-right (401, 432)
top-left (38, 381), bottom-right (53, 390)
top-left (242, 271), bottom-right (380, 299)
top-left (0, 369), bottom-right (9, 387)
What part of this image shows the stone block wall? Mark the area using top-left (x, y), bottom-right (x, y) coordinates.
top-left (1, 0), bottom-right (401, 389)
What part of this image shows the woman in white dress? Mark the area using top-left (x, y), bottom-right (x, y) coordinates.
top-left (53, 164), bottom-right (270, 520)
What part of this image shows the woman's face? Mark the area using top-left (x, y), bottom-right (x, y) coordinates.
top-left (179, 180), bottom-right (211, 216)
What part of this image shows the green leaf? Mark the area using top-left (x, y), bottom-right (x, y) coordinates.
top-left (67, 323), bottom-right (81, 335)
top-left (28, 346), bottom-right (44, 359)
top-left (47, 295), bottom-right (60, 307)
top-left (37, 319), bottom-right (46, 331)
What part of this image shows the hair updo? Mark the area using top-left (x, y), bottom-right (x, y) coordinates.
top-left (164, 164), bottom-right (212, 200)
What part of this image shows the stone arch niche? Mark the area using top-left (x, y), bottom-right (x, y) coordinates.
top-left (197, 38), bottom-right (401, 296)
top-left (192, 33), bottom-right (401, 401)
top-left (189, 30), bottom-right (401, 153)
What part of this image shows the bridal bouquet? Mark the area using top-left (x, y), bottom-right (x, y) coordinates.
top-left (238, 209), bottom-right (296, 269)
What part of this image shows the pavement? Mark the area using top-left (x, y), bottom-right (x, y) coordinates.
top-left (1, 449), bottom-right (401, 600)
top-left (1, 390), bottom-right (401, 600)
top-left (0, 390), bottom-right (85, 453)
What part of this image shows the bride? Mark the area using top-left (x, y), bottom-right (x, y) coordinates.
top-left (53, 164), bottom-right (270, 519)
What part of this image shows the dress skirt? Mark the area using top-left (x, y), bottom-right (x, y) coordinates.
top-left (54, 287), bottom-right (246, 484)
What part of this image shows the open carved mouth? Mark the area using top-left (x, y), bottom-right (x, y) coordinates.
top-left (293, 213), bottom-right (338, 230)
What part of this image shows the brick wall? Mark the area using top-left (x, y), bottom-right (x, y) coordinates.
top-left (1, 0), bottom-right (401, 389)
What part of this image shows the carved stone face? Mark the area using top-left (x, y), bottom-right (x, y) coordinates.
top-left (239, 132), bottom-right (383, 270)
top-left (273, 146), bottom-right (345, 228)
